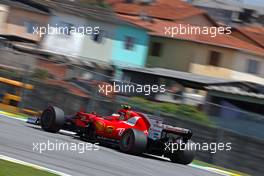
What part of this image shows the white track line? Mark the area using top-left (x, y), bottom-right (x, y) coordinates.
top-left (0, 154), bottom-right (71, 176)
top-left (189, 164), bottom-right (239, 176)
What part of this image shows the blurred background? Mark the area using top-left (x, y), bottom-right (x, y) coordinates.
top-left (0, 0), bottom-right (263, 175)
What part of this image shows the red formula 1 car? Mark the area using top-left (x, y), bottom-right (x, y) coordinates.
top-left (28, 105), bottom-right (195, 164)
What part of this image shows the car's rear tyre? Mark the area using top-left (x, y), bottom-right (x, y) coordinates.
top-left (169, 140), bottom-right (195, 165)
top-left (119, 128), bottom-right (147, 155)
top-left (41, 106), bottom-right (64, 133)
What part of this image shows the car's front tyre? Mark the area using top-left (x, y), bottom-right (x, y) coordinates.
top-left (40, 106), bottom-right (64, 133)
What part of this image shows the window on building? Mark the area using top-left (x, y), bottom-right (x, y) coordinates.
top-left (247, 59), bottom-right (259, 74)
top-left (124, 36), bottom-right (135, 50)
top-left (208, 51), bottom-right (221, 66)
top-left (92, 30), bottom-right (103, 43)
top-left (24, 21), bottom-right (38, 34)
top-left (150, 42), bottom-right (162, 57)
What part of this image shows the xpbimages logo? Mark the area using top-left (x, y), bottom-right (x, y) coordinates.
top-left (165, 141), bottom-right (232, 154)
top-left (164, 24), bottom-right (232, 38)
top-left (32, 24), bottom-right (100, 37)
top-left (32, 140), bottom-right (100, 154)
top-left (98, 82), bottom-right (166, 96)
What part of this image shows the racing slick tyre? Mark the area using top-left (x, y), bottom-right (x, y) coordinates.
top-left (119, 128), bottom-right (147, 155)
top-left (40, 106), bottom-right (64, 133)
top-left (169, 140), bottom-right (195, 165)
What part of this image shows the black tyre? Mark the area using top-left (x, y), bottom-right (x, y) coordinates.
top-left (84, 122), bottom-right (96, 141)
top-left (41, 106), bottom-right (64, 133)
top-left (169, 140), bottom-right (195, 165)
top-left (119, 128), bottom-right (147, 155)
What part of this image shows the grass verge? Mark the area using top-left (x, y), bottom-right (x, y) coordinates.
top-left (0, 110), bottom-right (29, 119)
top-left (192, 160), bottom-right (250, 176)
top-left (0, 159), bottom-right (58, 176)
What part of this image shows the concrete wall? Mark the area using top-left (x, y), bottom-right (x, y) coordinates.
top-left (0, 4), bottom-right (8, 30)
top-left (42, 12), bottom-right (149, 67)
top-left (2, 6), bottom-right (49, 42)
top-left (147, 36), bottom-right (264, 82)
top-left (80, 19), bottom-right (116, 62)
top-left (41, 12), bottom-right (86, 57)
top-left (0, 48), bottom-right (37, 70)
top-left (147, 37), bottom-right (195, 71)
top-left (190, 43), bottom-right (236, 69)
top-left (233, 52), bottom-right (264, 77)
top-left (189, 63), bottom-right (264, 84)
top-left (147, 37), bottom-right (236, 71)
top-left (189, 49), bottom-right (264, 83)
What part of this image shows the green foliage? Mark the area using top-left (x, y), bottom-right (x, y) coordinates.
top-left (128, 97), bottom-right (212, 125)
top-left (0, 159), bottom-right (58, 176)
top-left (79, 0), bottom-right (111, 8)
top-left (31, 69), bottom-right (49, 80)
top-left (97, 1), bottom-right (111, 8)
top-left (0, 69), bottom-right (20, 79)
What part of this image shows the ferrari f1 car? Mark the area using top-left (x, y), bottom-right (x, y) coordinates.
top-left (28, 105), bottom-right (195, 164)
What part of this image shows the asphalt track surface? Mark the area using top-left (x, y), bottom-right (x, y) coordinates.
top-left (0, 116), bottom-right (221, 176)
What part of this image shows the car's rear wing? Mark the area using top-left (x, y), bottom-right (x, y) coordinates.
top-left (161, 125), bottom-right (193, 139)
top-left (144, 114), bottom-right (192, 140)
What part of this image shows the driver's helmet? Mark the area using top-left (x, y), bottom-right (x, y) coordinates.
top-left (118, 105), bottom-right (132, 120)
top-left (121, 104), bottom-right (131, 110)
